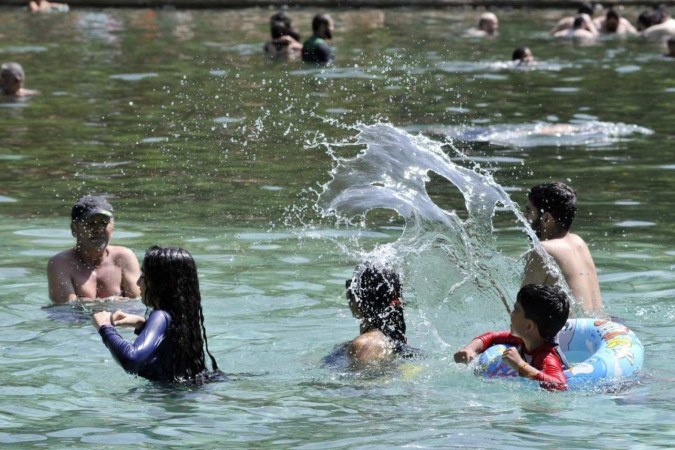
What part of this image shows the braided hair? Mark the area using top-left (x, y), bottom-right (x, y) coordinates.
top-left (142, 246), bottom-right (218, 381)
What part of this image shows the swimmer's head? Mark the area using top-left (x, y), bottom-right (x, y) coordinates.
top-left (572, 15), bottom-right (586, 30)
top-left (478, 12), bottom-right (499, 34)
top-left (270, 20), bottom-right (288, 39)
top-left (312, 13), bottom-right (334, 40)
top-left (605, 8), bottom-right (621, 32)
top-left (346, 261), bottom-right (406, 344)
top-left (71, 195), bottom-right (114, 223)
top-left (527, 182), bottom-right (577, 235)
top-left (1, 62), bottom-right (25, 95)
top-left (270, 10), bottom-right (292, 28)
top-left (637, 10), bottom-right (656, 31)
top-left (140, 246), bottom-right (201, 310)
top-left (516, 284), bottom-right (570, 341)
top-left (512, 46), bottom-right (534, 64)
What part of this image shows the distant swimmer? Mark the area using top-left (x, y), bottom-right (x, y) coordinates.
top-left (466, 12), bottom-right (499, 37)
top-left (302, 13), bottom-right (334, 64)
top-left (550, 2), bottom-right (596, 35)
top-left (553, 14), bottom-right (598, 40)
top-left (512, 46), bottom-right (535, 65)
top-left (92, 246), bottom-right (219, 382)
top-left (522, 182), bottom-right (604, 316)
top-left (269, 10), bottom-right (301, 42)
top-left (325, 262), bottom-right (417, 366)
top-left (594, 8), bottom-right (638, 35)
top-left (29, 0), bottom-right (69, 12)
top-left (1, 62), bottom-right (39, 97)
top-left (641, 5), bottom-right (675, 40)
top-left (47, 196), bottom-right (141, 303)
top-left (264, 20), bottom-right (302, 60)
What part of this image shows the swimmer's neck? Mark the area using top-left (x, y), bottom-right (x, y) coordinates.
top-left (521, 334), bottom-right (546, 353)
top-left (541, 227), bottom-right (568, 241)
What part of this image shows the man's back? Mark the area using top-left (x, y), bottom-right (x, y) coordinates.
top-left (524, 233), bottom-right (602, 315)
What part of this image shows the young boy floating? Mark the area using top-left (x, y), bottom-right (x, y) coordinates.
top-left (454, 284), bottom-right (570, 391)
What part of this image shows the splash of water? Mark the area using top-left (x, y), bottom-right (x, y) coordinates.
top-left (314, 123), bottom-right (559, 346)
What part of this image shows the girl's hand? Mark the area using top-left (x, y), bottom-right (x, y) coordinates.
top-left (91, 311), bottom-right (112, 330)
top-left (111, 310), bottom-right (145, 328)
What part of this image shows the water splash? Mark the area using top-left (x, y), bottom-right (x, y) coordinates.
top-left (314, 123), bottom-right (559, 345)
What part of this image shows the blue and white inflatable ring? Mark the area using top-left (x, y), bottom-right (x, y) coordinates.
top-left (474, 318), bottom-right (644, 390)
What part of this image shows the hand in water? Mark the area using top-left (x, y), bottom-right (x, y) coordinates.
top-left (91, 311), bottom-right (112, 330)
top-left (454, 348), bottom-right (478, 364)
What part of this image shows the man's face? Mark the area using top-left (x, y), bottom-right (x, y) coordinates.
top-left (525, 199), bottom-right (543, 239)
top-left (606, 17), bottom-right (619, 32)
top-left (73, 214), bottom-right (113, 250)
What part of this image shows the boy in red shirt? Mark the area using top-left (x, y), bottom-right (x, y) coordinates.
top-left (454, 284), bottom-right (570, 391)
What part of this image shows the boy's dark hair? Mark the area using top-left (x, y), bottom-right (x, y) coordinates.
top-left (270, 20), bottom-right (288, 39)
top-left (512, 47), bottom-right (530, 61)
top-left (528, 182), bottom-right (577, 231)
top-left (518, 284), bottom-right (570, 340)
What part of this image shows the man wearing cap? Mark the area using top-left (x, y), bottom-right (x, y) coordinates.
top-left (47, 196), bottom-right (141, 303)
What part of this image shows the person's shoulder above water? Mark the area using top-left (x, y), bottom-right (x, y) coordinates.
top-left (553, 14), bottom-right (598, 39)
top-left (265, 15), bottom-right (302, 60)
top-left (466, 12), bottom-right (499, 37)
top-left (302, 13), bottom-right (334, 64)
top-left (29, 0), bottom-right (69, 13)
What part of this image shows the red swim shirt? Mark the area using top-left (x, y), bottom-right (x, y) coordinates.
top-left (476, 331), bottom-right (567, 391)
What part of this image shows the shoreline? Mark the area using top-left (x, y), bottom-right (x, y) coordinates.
top-left (3, 0), bottom-right (675, 9)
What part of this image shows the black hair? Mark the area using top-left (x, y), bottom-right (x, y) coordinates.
top-left (518, 284), bottom-right (570, 340)
top-left (572, 15), bottom-right (585, 29)
top-left (528, 182), bottom-right (577, 231)
top-left (312, 13), bottom-right (331, 33)
top-left (347, 261), bottom-right (406, 345)
top-left (577, 2), bottom-right (594, 15)
top-left (142, 245), bottom-right (218, 381)
top-left (512, 47), bottom-right (531, 61)
top-left (270, 10), bottom-right (292, 28)
top-left (270, 20), bottom-right (288, 39)
top-left (606, 8), bottom-right (620, 20)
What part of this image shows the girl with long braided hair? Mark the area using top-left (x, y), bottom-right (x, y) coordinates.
top-left (92, 246), bottom-right (219, 382)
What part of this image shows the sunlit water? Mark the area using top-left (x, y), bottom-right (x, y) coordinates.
top-left (0, 6), bottom-right (674, 448)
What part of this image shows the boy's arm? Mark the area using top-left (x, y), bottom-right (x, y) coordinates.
top-left (453, 338), bottom-right (484, 363)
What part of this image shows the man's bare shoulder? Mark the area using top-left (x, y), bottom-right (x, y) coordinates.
top-left (107, 245), bottom-right (138, 259)
top-left (48, 248), bottom-right (76, 266)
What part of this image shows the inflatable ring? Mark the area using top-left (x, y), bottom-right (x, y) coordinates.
top-left (473, 318), bottom-right (644, 390)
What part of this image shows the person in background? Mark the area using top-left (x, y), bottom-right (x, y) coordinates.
top-left (29, 0), bottom-right (69, 13)
top-left (641, 5), bottom-right (675, 40)
top-left (264, 19), bottom-right (302, 60)
top-left (1, 62), bottom-right (39, 97)
top-left (553, 14), bottom-right (598, 39)
top-left (454, 284), bottom-right (570, 391)
top-left (92, 246), bottom-right (219, 382)
top-left (269, 10), bottom-right (301, 42)
top-left (594, 8), bottom-right (638, 35)
top-left (512, 46), bottom-right (534, 65)
top-left (47, 196), bottom-right (141, 303)
top-left (522, 182), bottom-right (604, 316)
top-left (550, 2), bottom-right (596, 34)
top-left (466, 12), bottom-right (499, 37)
top-left (302, 13), bottom-right (334, 64)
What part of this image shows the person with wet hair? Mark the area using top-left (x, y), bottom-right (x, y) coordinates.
top-left (595, 8), bottom-right (637, 34)
top-left (522, 182), bottom-right (603, 316)
top-left (48, 196), bottom-right (140, 303)
top-left (641, 5), bottom-right (675, 40)
top-left (553, 14), bottom-right (598, 39)
top-left (454, 284), bottom-right (570, 391)
top-left (512, 46), bottom-right (534, 65)
top-left (330, 261), bottom-right (412, 364)
top-left (302, 13), bottom-right (334, 64)
top-left (550, 2), bottom-right (597, 35)
top-left (264, 19), bottom-right (302, 59)
top-left (92, 246), bottom-right (219, 382)
top-left (269, 10), bottom-right (301, 42)
top-left (1, 62), bottom-right (38, 97)
top-left (466, 12), bottom-right (499, 37)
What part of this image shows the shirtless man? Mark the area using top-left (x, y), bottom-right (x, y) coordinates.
top-left (594, 8), bottom-right (638, 35)
top-left (1, 62), bottom-right (39, 97)
top-left (47, 196), bottom-right (141, 303)
top-left (553, 14), bottom-right (598, 40)
top-left (522, 182), bottom-right (603, 316)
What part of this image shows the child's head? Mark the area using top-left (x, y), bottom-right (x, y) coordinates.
top-left (141, 245), bottom-right (201, 311)
top-left (346, 261), bottom-right (406, 344)
top-left (513, 284), bottom-right (570, 341)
